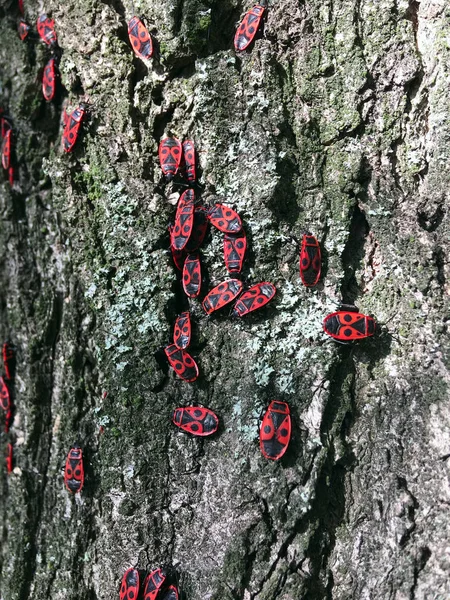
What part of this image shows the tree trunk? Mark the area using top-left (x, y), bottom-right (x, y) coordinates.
top-left (0, 0), bottom-right (449, 598)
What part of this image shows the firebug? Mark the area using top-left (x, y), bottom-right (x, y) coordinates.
top-left (323, 310), bottom-right (376, 341)
top-left (202, 279), bottom-right (243, 315)
top-left (182, 253), bottom-right (201, 298)
top-left (128, 17), bottom-right (153, 60)
top-left (159, 137), bottom-right (182, 181)
top-left (164, 344), bottom-right (199, 382)
top-left (173, 311), bottom-right (191, 350)
top-left (172, 406), bottom-right (219, 436)
top-left (234, 2), bottom-right (266, 51)
top-left (260, 401), bottom-right (291, 460)
top-left (64, 445), bottom-right (84, 493)
top-left (232, 282), bottom-right (276, 316)
top-left (299, 233), bottom-right (321, 287)
top-left (224, 229), bottom-right (246, 274)
top-left (143, 568), bottom-right (167, 600)
top-left (119, 568), bottom-right (140, 600)
top-left (208, 203), bottom-right (242, 233)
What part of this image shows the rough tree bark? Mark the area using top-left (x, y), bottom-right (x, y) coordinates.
top-left (0, 0), bottom-right (449, 598)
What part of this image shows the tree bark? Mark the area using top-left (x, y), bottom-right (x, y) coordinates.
top-left (0, 0), bottom-right (449, 598)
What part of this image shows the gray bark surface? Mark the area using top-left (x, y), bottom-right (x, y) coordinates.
top-left (0, 0), bottom-right (449, 598)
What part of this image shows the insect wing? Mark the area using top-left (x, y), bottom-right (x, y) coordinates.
top-left (164, 344), bottom-right (199, 382)
top-left (202, 279), bottom-right (243, 315)
top-left (182, 139), bottom-right (196, 182)
top-left (128, 16), bottom-right (153, 59)
top-left (233, 282), bottom-right (276, 316)
top-left (64, 446), bottom-right (84, 493)
top-left (185, 206), bottom-right (208, 252)
top-left (173, 311), bottom-right (191, 350)
top-left (18, 21), bottom-right (30, 40)
top-left (260, 401), bottom-right (291, 460)
top-left (208, 204), bottom-right (242, 233)
top-left (182, 253), bottom-right (201, 298)
top-left (323, 311), bottom-right (375, 341)
top-left (2, 129), bottom-right (11, 170)
top-left (143, 568), bottom-right (167, 600)
top-left (120, 568), bottom-right (140, 600)
top-left (159, 137), bottom-right (182, 180)
top-left (0, 376), bottom-right (11, 412)
top-left (42, 57), bottom-right (56, 101)
top-left (224, 230), bottom-right (247, 274)
top-left (234, 4), bottom-right (265, 51)
top-left (160, 585), bottom-right (179, 600)
top-left (3, 342), bottom-right (15, 381)
top-left (171, 189), bottom-right (195, 250)
top-left (37, 15), bottom-right (57, 46)
top-left (300, 234), bottom-right (321, 286)
top-left (62, 106), bottom-right (85, 153)
top-left (172, 406), bottom-right (219, 436)
top-left (6, 443), bottom-right (13, 473)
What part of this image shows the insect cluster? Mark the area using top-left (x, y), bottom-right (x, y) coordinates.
top-left (120, 567), bottom-right (179, 600)
top-left (1, 0), bottom-right (381, 597)
top-left (159, 136), bottom-right (277, 383)
top-left (1, 343), bottom-right (16, 474)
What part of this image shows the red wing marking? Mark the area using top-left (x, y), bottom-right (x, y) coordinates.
top-left (182, 139), bottom-right (196, 183)
top-left (299, 234), bottom-right (321, 286)
top-left (323, 311), bottom-right (375, 340)
top-left (224, 229), bottom-right (247, 274)
top-left (171, 189), bottom-right (195, 250)
top-left (172, 406), bottom-right (219, 436)
top-left (260, 401), bottom-right (291, 460)
top-left (208, 204), bottom-right (242, 233)
top-left (120, 568), bottom-right (140, 600)
top-left (173, 311), bottom-right (191, 349)
top-left (2, 129), bottom-right (12, 169)
top-left (202, 279), bottom-right (243, 315)
top-left (43, 57), bottom-right (56, 102)
top-left (234, 5), bottom-right (265, 51)
top-left (64, 446), bottom-right (84, 493)
top-left (159, 137), bottom-right (182, 180)
top-left (164, 344), bottom-right (199, 382)
top-left (37, 15), bottom-right (57, 46)
top-left (143, 568), bottom-right (167, 600)
top-left (128, 17), bottom-right (153, 59)
top-left (233, 282), bottom-right (275, 316)
top-left (182, 253), bottom-right (201, 298)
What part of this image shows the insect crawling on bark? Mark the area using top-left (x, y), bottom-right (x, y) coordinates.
top-left (172, 406), bottom-right (219, 436)
top-left (64, 445), bottom-right (84, 493)
top-left (260, 400), bottom-right (291, 460)
top-left (323, 306), bottom-right (376, 342)
top-left (234, 0), bottom-right (267, 52)
top-left (128, 16), bottom-right (154, 60)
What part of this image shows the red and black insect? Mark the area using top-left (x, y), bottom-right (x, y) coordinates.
top-left (143, 568), bottom-right (167, 600)
top-left (182, 253), bottom-right (201, 298)
top-left (173, 311), bottom-right (191, 350)
top-left (0, 376), bottom-right (11, 414)
top-left (260, 401), bottom-right (291, 460)
top-left (168, 228), bottom-right (186, 271)
top-left (224, 229), bottom-right (247, 274)
top-left (62, 104), bottom-right (88, 153)
top-left (3, 342), bottom-right (15, 381)
top-left (6, 443), bottom-right (13, 474)
top-left (1, 113), bottom-right (11, 139)
top-left (160, 585), bottom-right (179, 600)
top-left (202, 279), bottom-right (243, 315)
top-left (182, 139), bottom-right (196, 183)
top-left (233, 282), bottom-right (276, 317)
top-left (42, 57), bottom-right (56, 102)
top-left (172, 406), bottom-right (219, 436)
top-left (159, 137), bottom-right (182, 181)
top-left (164, 344), bottom-right (199, 382)
top-left (208, 204), bottom-right (242, 233)
top-left (234, 2), bottom-right (266, 52)
top-left (171, 189), bottom-right (195, 251)
top-left (37, 14), bottom-right (57, 47)
top-left (2, 128), bottom-right (12, 170)
top-left (184, 206), bottom-right (208, 252)
top-left (128, 16), bottom-right (153, 60)
top-left (323, 310), bottom-right (376, 341)
top-left (18, 21), bottom-right (30, 40)
top-left (299, 233), bottom-right (321, 287)
top-left (64, 445), bottom-right (84, 493)
top-left (119, 568), bottom-right (140, 600)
